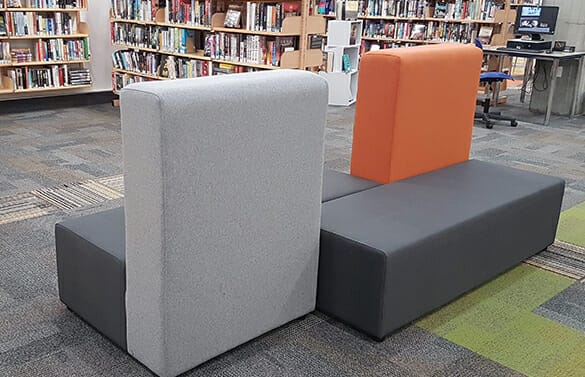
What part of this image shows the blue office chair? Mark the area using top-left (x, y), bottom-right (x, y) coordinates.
top-left (475, 39), bottom-right (518, 129)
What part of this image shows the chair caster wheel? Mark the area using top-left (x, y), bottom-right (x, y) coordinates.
top-left (486, 122), bottom-right (494, 129)
top-left (511, 120), bottom-right (518, 127)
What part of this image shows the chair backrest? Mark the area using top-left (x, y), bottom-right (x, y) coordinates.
top-left (350, 44), bottom-right (483, 184)
top-left (120, 70), bottom-right (328, 377)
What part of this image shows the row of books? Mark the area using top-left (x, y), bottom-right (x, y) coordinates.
top-left (3, 11), bottom-right (78, 36)
top-left (111, 23), bottom-right (195, 54)
top-left (112, 71), bottom-right (154, 92)
top-left (7, 65), bottom-right (89, 90)
top-left (111, 0), bottom-right (157, 21)
top-left (4, 0), bottom-right (83, 8)
top-left (0, 42), bottom-right (9, 64)
top-left (363, 20), bottom-right (476, 43)
top-left (112, 49), bottom-right (211, 78)
top-left (10, 47), bottom-right (32, 62)
top-left (34, 37), bottom-right (89, 61)
top-left (212, 63), bottom-right (259, 75)
top-left (164, 0), bottom-right (212, 26)
top-left (205, 33), bottom-right (295, 66)
top-left (241, 2), bottom-right (295, 32)
top-left (360, 0), bottom-right (503, 21)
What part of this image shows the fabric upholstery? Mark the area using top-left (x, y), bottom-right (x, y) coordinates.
top-left (350, 44), bottom-right (483, 184)
top-left (55, 207), bottom-right (127, 349)
top-left (120, 70), bottom-right (328, 377)
top-left (318, 160), bottom-right (564, 339)
top-left (322, 169), bottom-right (380, 202)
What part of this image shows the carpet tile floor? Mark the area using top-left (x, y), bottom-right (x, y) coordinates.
top-left (0, 99), bottom-right (584, 376)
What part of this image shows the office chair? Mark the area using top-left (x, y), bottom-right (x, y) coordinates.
top-left (474, 39), bottom-right (518, 129)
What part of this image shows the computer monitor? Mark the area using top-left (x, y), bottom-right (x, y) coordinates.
top-left (514, 5), bottom-right (559, 41)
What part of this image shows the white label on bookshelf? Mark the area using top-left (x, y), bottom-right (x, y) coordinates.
top-left (80, 11), bottom-right (88, 23)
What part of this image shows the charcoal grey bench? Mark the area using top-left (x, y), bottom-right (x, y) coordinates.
top-left (317, 159), bottom-right (564, 339)
top-left (55, 168), bottom-right (379, 352)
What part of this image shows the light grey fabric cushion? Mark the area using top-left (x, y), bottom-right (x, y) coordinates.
top-left (120, 70), bottom-right (328, 377)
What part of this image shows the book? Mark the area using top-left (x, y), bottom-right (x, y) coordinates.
top-left (410, 24), bottom-right (425, 40)
top-left (342, 53), bottom-right (351, 72)
top-left (478, 26), bottom-right (493, 45)
top-left (224, 5), bottom-right (242, 28)
top-left (309, 35), bottom-right (323, 49)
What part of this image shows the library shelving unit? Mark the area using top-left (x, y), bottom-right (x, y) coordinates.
top-left (311, 0), bottom-right (516, 53)
top-left (0, 0), bottom-right (92, 95)
top-left (319, 20), bottom-right (360, 105)
top-left (110, 0), bottom-right (326, 93)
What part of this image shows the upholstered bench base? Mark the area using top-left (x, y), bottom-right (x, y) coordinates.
top-left (55, 207), bottom-right (127, 350)
top-left (54, 169), bottom-right (375, 352)
top-left (317, 160), bottom-right (565, 340)
top-left (322, 169), bottom-right (380, 202)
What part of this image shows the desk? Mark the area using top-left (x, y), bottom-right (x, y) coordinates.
top-left (482, 47), bottom-right (585, 126)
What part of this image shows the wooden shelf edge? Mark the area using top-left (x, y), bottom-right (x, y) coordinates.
top-left (5, 7), bottom-right (87, 11)
top-left (112, 45), bottom-right (211, 61)
top-left (110, 18), bottom-right (212, 31)
top-left (214, 59), bottom-right (281, 70)
top-left (112, 68), bottom-right (167, 80)
top-left (9, 84), bottom-right (92, 94)
top-left (7, 34), bottom-right (89, 40)
top-left (9, 60), bottom-right (90, 67)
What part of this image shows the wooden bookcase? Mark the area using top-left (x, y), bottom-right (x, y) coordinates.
top-left (311, 0), bottom-right (516, 52)
top-left (0, 0), bottom-right (92, 95)
top-left (110, 0), bottom-right (327, 93)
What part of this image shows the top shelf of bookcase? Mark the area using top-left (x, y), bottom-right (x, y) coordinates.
top-left (358, 15), bottom-right (499, 24)
top-left (2, 7), bottom-right (87, 11)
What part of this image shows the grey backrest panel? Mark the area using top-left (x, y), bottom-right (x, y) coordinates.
top-left (120, 70), bottom-right (328, 377)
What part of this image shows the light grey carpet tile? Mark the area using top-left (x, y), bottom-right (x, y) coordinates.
top-left (534, 281), bottom-right (585, 334)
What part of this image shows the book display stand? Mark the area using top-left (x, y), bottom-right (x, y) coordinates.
top-left (0, 0), bottom-right (92, 95)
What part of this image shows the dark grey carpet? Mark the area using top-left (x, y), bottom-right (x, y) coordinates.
top-left (2, 95), bottom-right (584, 376)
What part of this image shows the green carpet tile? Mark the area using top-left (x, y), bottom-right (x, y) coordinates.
top-left (417, 264), bottom-right (585, 377)
top-left (557, 201), bottom-right (585, 248)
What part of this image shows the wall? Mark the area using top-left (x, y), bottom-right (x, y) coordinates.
top-left (85, 0), bottom-right (113, 92)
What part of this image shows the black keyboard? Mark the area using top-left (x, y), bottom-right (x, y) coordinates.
top-left (496, 47), bottom-right (545, 54)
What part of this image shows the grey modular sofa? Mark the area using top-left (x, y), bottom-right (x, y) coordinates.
top-left (56, 70), bottom-right (329, 377)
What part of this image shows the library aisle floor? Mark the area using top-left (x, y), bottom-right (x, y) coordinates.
top-left (1, 102), bottom-right (585, 376)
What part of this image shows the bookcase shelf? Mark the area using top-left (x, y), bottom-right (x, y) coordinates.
top-left (213, 59), bottom-right (280, 70)
top-left (359, 15), bottom-right (499, 24)
top-left (4, 8), bottom-right (87, 12)
top-left (113, 68), bottom-right (166, 80)
top-left (6, 34), bottom-right (89, 40)
top-left (10, 59), bottom-right (90, 66)
top-left (0, 2), bottom-right (93, 96)
top-left (110, 0), bottom-right (327, 92)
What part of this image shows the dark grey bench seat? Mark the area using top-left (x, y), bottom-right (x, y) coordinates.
top-left (54, 169), bottom-right (378, 349)
top-left (317, 159), bottom-right (565, 340)
top-left (55, 207), bottom-right (127, 350)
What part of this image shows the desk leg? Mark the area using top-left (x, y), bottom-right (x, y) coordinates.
top-left (545, 58), bottom-right (559, 126)
top-left (521, 58), bottom-right (533, 104)
top-left (571, 57), bottom-right (584, 117)
top-left (494, 55), bottom-right (504, 107)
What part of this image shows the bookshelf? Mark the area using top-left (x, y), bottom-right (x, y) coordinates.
top-left (0, 0), bottom-right (93, 95)
top-left (109, 0), bottom-right (327, 92)
top-left (311, 0), bottom-right (516, 52)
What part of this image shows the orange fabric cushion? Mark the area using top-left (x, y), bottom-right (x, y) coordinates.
top-left (350, 44), bottom-right (483, 184)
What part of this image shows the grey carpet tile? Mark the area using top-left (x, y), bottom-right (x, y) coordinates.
top-left (533, 281), bottom-right (585, 334)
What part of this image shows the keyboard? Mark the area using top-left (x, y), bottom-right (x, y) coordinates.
top-left (496, 47), bottom-right (545, 54)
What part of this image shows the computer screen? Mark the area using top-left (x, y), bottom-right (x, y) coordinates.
top-left (514, 6), bottom-right (559, 35)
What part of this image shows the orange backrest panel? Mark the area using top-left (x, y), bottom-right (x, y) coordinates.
top-left (350, 44), bottom-right (483, 184)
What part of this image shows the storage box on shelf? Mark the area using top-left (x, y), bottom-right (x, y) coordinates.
top-left (110, 0), bottom-right (327, 93)
top-left (0, 0), bottom-right (92, 95)
top-left (319, 20), bottom-right (360, 106)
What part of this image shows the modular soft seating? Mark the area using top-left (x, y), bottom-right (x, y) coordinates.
top-left (55, 70), bottom-right (329, 377)
top-left (316, 45), bottom-right (565, 340)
